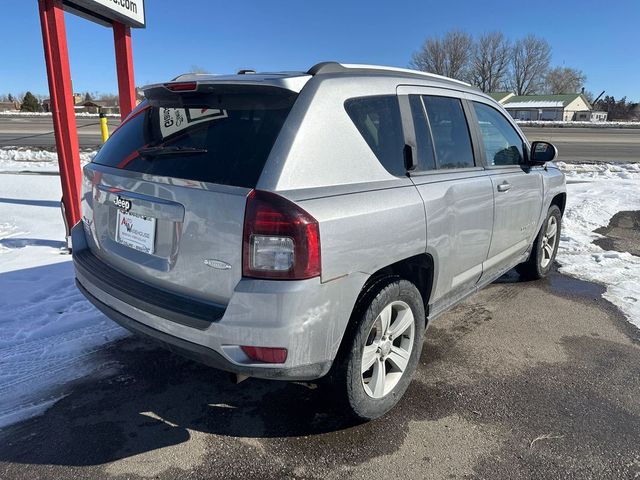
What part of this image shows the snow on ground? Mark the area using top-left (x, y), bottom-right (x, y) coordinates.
top-left (556, 162), bottom-right (640, 328)
top-left (516, 120), bottom-right (640, 128)
top-left (0, 148), bottom-right (96, 173)
top-left (0, 111), bottom-right (120, 118)
top-left (0, 156), bottom-right (638, 429)
top-left (0, 173), bottom-right (126, 428)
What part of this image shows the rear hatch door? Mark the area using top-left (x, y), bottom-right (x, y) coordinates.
top-left (82, 82), bottom-right (299, 305)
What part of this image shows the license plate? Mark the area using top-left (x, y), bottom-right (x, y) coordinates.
top-left (116, 210), bottom-right (156, 254)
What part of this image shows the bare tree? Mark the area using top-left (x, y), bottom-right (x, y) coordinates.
top-left (470, 32), bottom-right (510, 92)
top-left (509, 35), bottom-right (551, 95)
top-left (411, 37), bottom-right (447, 75)
top-left (411, 30), bottom-right (473, 81)
top-left (544, 67), bottom-right (586, 94)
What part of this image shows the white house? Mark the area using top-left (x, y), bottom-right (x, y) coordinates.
top-left (501, 93), bottom-right (595, 121)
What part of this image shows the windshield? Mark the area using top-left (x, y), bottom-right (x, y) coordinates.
top-left (91, 90), bottom-right (297, 188)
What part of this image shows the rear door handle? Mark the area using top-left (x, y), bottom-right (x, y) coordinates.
top-left (497, 182), bottom-right (511, 192)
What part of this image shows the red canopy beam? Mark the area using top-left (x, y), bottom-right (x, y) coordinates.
top-left (113, 22), bottom-right (136, 121)
top-left (38, 0), bottom-right (83, 233)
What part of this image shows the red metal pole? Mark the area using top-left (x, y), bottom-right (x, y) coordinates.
top-left (38, 0), bottom-right (83, 233)
top-left (113, 22), bottom-right (136, 120)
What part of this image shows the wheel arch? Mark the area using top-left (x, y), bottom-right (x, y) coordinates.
top-left (550, 192), bottom-right (566, 215)
top-left (327, 254), bottom-right (433, 381)
top-left (354, 254), bottom-right (434, 329)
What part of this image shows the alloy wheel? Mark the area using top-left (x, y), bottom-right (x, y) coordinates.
top-left (361, 300), bottom-right (415, 398)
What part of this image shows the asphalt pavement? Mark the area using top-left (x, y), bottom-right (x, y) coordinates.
top-left (0, 116), bottom-right (114, 149)
top-left (1, 265), bottom-right (638, 479)
top-left (522, 126), bottom-right (640, 163)
top-left (0, 116), bottom-right (639, 163)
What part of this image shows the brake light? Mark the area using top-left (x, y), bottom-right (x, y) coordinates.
top-left (165, 82), bottom-right (197, 92)
top-left (241, 346), bottom-right (288, 364)
top-left (242, 190), bottom-right (321, 280)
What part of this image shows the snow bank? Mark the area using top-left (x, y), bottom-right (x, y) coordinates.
top-left (556, 162), bottom-right (640, 328)
top-left (0, 111), bottom-right (120, 118)
top-left (0, 148), bottom-right (96, 173)
top-left (517, 120), bottom-right (640, 128)
top-left (0, 174), bottom-right (126, 428)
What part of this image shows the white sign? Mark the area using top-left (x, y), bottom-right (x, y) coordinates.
top-left (64, 0), bottom-right (145, 28)
top-left (159, 108), bottom-right (228, 139)
top-left (116, 210), bottom-right (156, 254)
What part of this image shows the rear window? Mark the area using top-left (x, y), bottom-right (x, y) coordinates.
top-left (91, 91), bottom-right (297, 188)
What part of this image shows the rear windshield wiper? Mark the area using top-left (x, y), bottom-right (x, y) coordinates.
top-left (137, 146), bottom-right (208, 158)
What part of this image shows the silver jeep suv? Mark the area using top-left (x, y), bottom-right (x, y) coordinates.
top-left (73, 62), bottom-right (566, 419)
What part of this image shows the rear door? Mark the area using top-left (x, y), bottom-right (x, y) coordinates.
top-left (398, 87), bottom-right (494, 315)
top-left (468, 99), bottom-right (543, 280)
top-left (82, 86), bottom-right (297, 305)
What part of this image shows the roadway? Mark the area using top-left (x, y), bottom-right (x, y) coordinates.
top-left (521, 126), bottom-right (640, 163)
top-left (0, 116), bottom-right (639, 163)
top-left (0, 116), bottom-right (115, 149)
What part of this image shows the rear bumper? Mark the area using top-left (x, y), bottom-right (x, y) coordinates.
top-left (77, 280), bottom-right (330, 379)
top-left (72, 223), bottom-right (366, 381)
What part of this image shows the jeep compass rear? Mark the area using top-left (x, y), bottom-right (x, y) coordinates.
top-left (74, 64), bottom-right (565, 420)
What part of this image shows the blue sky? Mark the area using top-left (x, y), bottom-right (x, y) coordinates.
top-left (1, 0), bottom-right (638, 100)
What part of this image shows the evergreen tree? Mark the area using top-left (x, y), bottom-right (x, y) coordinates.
top-left (7, 93), bottom-right (14, 102)
top-left (84, 91), bottom-right (93, 102)
top-left (20, 92), bottom-right (41, 112)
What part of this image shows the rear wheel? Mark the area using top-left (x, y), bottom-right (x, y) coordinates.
top-left (330, 279), bottom-right (425, 420)
top-left (516, 205), bottom-right (562, 280)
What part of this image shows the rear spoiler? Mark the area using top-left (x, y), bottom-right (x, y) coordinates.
top-left (143, 74), bottom-right (310, 103)
top-left (142, 82), bottom-right (301, 109)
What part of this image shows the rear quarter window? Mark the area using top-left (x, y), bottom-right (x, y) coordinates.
top-left (344, 95), bottom-right (405, 177)
top-left (91, 92), bottom-right (297, 188)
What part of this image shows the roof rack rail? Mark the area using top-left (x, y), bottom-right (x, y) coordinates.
top-left (306, 62), bottom-right (344, 75)
top-left (237, 69), bottom-right (256, 75)
top-left (306, 62), bottom-right (471, 87)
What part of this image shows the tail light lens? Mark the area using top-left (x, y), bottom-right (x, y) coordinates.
top-left (242, 190), bottom-right (321, 280)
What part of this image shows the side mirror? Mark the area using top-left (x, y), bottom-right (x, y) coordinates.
top-left (529, 141), bottom-right (558, 165)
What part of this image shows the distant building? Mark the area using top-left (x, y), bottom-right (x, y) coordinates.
top-left (75, 99), bottom-right (120, 115)
top-left (501, 93), bottom-right (593, 121)
top-left (574, 111), bottom-right (608, 122)
top-left (487, 92), bottom-right (514, 104)
top-left (0, 100), bottom-right (20, 112)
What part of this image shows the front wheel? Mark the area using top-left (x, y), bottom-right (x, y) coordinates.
top-left (516, 205), bottom-right (562, 280)
top-left (330, 279), bottom-right (425, 420)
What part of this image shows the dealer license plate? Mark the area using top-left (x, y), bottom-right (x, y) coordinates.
top-left (116, 209), bottom-right (156, 254)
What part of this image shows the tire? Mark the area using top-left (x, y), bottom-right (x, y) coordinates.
top-left (330, 279), bottom-right (425, 421)
top-left (516, 205), bottom-right (562, 280)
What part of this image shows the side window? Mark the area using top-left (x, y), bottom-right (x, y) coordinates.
top-left (409, 95), bottom-right (436, 171)
top-left (422, 96), bottom-right (475, 169)
top-left (473, 102), bottom-right (524, 166)
top-left (345, 95), bottom-right (405, 176)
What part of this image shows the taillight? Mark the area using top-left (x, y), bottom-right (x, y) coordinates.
top-left (242, 190), bottom-right (321, 280)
